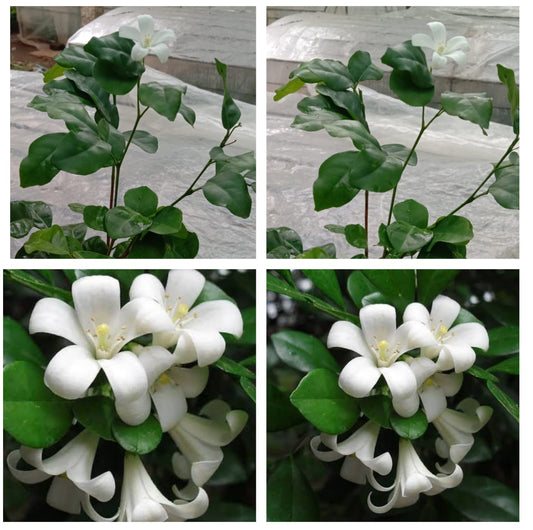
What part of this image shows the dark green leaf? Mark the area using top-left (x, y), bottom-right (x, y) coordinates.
top-left (416, 269), bottom-right (459, 307)
top-left (267, 273), bottom-right (307, 302)
top-left (441, 92), bottom-right (493, 130)
top-left (348, 50), bottom-right (384, 83)
top-left (383, 143), bottom-right (418, 166)
top-left (3, 317), bottom-right (46, 366)
top-left (389, 69), bottom-right (435, 106)
top-left (489, 170), bottom-right (518, 209)
top-left (3, 270), bottom-right (72, 303)
top-left (199, 502), bottom-right (255, 522)
top-left (215, 59), bottom-right (241, 129)
top-left (487, 355), bottom-right (519, 375)
top-left (271, 330), bottom-right (339, 373)
top-left (149, 206), bottom-right (183, 235)
top-left (292, 109), bottom-right (346, 132)
top-left (105, 206), bottom-right (152, 239)
top-left (323, 120), bottom-right (380, 150)
top-left (3, 361), bottom-right (73, 448)
top-left (214, 357), bottom-right (255, 379)
top-left (296, 245), bottom-right (337, 259)
top-left (429, 215), bottom-right (473, 248)
top-left (10, 218), bottom-right (33, 239)
top-left (267, 382), bottom-right (304, 431)
top-left (112, 415), bottom-right (163, 454)
top-left (393, 199), bottom-right (428, 228)
top-left (203, 171), bottom-right (252, 218)
top-left (290, 368), bottom-right (360, 434)
top-left (11, 200), bottom-right (53, 230)
top-left (54, 45), bottom-right (96, 76)
top-left (139, 82), bottom-right (186, 121)
top-left (387, 221), bottom-right (433, 253)
top-left (290, 58), bottom-right (353, 90)
top-left (359, 394), bottom-right (393, 428)
top-left (126, 130), bottom-right (158, 154)
top-left (484, 326), bottom-right (519, 357)
top-left (497, 64), bottom-right (519, 130)
top-left (124, 186), bottom-right (158, 217)
top-left (24, 225), bottom-right (71, 256)
top-left (83, 205), bottom-right (108, 231)
top-left (267, 227), bottom-right (303, 257)
top-left (19, 133), bottom-right (65, 187)
top-left (486, 381), bottom-right (519, 422)
top-left (301, 270), bottom-right (345, 308)
top-left (316, 86), bottom-right (369, 130)
top-left (73, 396), bottom-right (116, 441)
top-left (96, 119), bottom-right (125, 162)
top-left (390, 409), bottom-right (428, 439)
top-left (239, 377), bottom-right (256, 403)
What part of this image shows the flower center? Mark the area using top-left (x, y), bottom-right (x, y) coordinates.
top-left (435, 324), bottom-right (448, 340)
top-left (143, 36), bottom-right (152, 48)
top-left (437, 44), bottom-right (446, 55)
top-left (86, 320), bottom-right (127, 360)
top-left (158, 373), bottom-right (171, 385)
top-left (377, 340), bottom-right (389, 361)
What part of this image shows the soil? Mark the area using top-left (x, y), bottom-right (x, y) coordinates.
top-left (10, 32), bottom-right (61, 72)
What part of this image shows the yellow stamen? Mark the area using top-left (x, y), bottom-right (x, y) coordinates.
top-left (436, 325), bottom-right (448, 340)
top-left (158, 373), bottom-right (171, 385)
top-left (377, 340), bottom-right (389, 360)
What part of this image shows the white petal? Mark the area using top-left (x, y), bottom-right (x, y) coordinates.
top-left (150, 43), bottom-right (170, 63)
top-left (428, 21), bottom-right (447, 47)
top-left (44, 345), bottom-right (100, 399)
top-left (115, 391), bottom-right (151, 426)
top-left (392, 390), bottom-right (420, 418)
top-left (438, 344), bottom-right (476, 372)
top-left (119, 25), bottom-right (141, 42)
top-left (431, 52), bottom-right (448, 70)
top-left (403, 302), bottom-right (430, 325)
top-left (407, 356), bottom-right (437, 386)
top-left (168, 366), bottom-right (209, 397)
top-left (431, 295), bottom-right (461, 330)
top-left (137, 14), bottom-right (154, 37)
top-left (360, 304), bottom-right (397, 345)
top-left (446, 322), bottom-right (489, 350)
top-left (419, 383), bottom-right (447, 422)
top-left (132, 499), bottom-right (168, 522)
top-left (395, 320), bottom-right (437, 354)
top-left (309, 435), bottom-right (344, 463)
top-left (164, 488), bottom-right (209, 522)
top-left (433, 372), bottom-right (463, 397)
top-left (72, 275), bottom-right (121, 331)
top-left (7, 450), bottom-right (50, 484)
top-left (131, 43), bottom-right (148, 61)
top-left (71, 471), bottom-right (116, 503)
top-left (445, 36), bottom-right (469, 53)
top-left (411, 33), bottom-right (436, 50)
top-left (99, 351), bottom-right (148, 404)
top-left (46, 476), bottom-right (82, 514)
top-left (137, 345), bottom-right (177, 386)
top-left (165, 269), bottom-right (206, 308)
top-left (129, 273), bottom-right (166, 306)
top-left (340, 456), bottom-right (368, 484)
top-left (151, 382), bottom-right (187, 432)
top-left (29, 297), bottom-right (90, 348)
top-left (445, 50), bottom-right (467, 68)
top-left (327, 320), bottom-right (373, 357)
top-left (151, 28), bottom-right (176, 46)
top-left (338, 356), bottom-right (381, 398)
top-left (380, 361), bottom-right (417, 402)
top-left (174, 328), bottom-right (226, 366)
top-left (185, 300), bottom-right (243, 337)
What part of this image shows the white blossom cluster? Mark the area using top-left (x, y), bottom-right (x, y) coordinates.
top-left (312, 295), bottom-right (492, 513)
top-left (7, 270), bottom-right (248, 521)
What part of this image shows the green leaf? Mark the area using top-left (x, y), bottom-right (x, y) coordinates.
top-left (3, 317), bottom-right (46, 366)
top-left (104, 206), bottom-right (152, 239)
top-left (3, 361), bottom-right (73, 448)
top-left (52, 130), bottom-right (114, 175)
top-left (381, 41), bottom-right (434, 106)
top-left (347, 270), bottom-right (415, 312)
top-left (203, 171), bottom-right (252, 218)
top-left (359, 394), bottom-right (393, 428)
top-left (383, 143), bottom-right (418, 166)
top-left (497, 64), bottom-right (519, 132)
top-left (393, 199), bottom-right (428, 228)
top-left (290, 58), bottom-right (353, 90)
top-left (271, 330), bottom-right (339, 373)
top-left (301, 270), bottom-right (345, 308)
top-left (484, 326), bottom-right (519, 357)
top-left (387, 221), bottom-right (433, 253)
top-left (267, 273), bottom-right (307, 302)
top-left (442, 475), bottom-right (518, 521)
top-left (323, 120), bottom-right (380, 150)
top-left (342, 224), bottom-right (367, 249)
top-left (290, 368), bottom-right (360, 434)
top-left (3, 270), bottom-right (72, 303)
top-left (124, 186), bottom-right (158, 217)
top-left (348, 50), bottom-right (384, 83)
top-left (149, 206), bottom-right (183, 235)
top-left (316, 86), bottom-right (369, 130)
top-left (43, 62), bottom-right (68, 82)
top-left (267, 382), bottom-right (304, 431)
top-left (73, 396), bottom-right (116, 440)
top-left (83, 205), bottom-right (108, 231)
top-left (486, 381), bottom-right (519, 422)
top-left (273, 77), bottom-right (305, 101)
top-left (112, 415), bottom-right (163, 454)
top-left (390, 409), bottom-right (428, 439)
top-left (24, 225), bottom-right (71, 256)
top-left (215, 59), bottom-right (241, 129)
top-left (489, 169), bottom-right (518, 209)
top-left (126, 130), bottom-right (158, 154)
top-left (198, 502), bottom-right (255, 522)
top-left (10, 218), bottom-right (33, 239)
top-left (96, 119), bottom-right (125, 162)
top-left (239, 376), bottom-right (256, 403)
top-left (487, 355), bottom-right (519, 375)
top-left (139, 82), bottom-right (186, 121)
top-left (210, 147), bottom-right (256, 180)
top-left (267, 457), bottom-right (319, 522)
top-left (85, 32), bottom-right (145, 95)
top-left (214, 357), bottom-right (255, 380)
top-left (429, 215), bottom-right (473, 249)
top-left (296, 245), bottom-right (336, 259)
top-left (267, 227), bottom-right (303, 257)
top-left (350, 148), bottom-right (404, 192)
top-left (441, 92), bottom-right (493, 130)
top-left (11, 200), bottom-right (53, 237)
top-left (292, 109), bottom-right (347, 132)
top-left (416, 269), bottom-right (459, 307)
top-left (19, 133), bottom-right (65, 187)
top-left (314, 151), bottom-right (360, 210)
top-left (54, 45), bottom-right (96, 76)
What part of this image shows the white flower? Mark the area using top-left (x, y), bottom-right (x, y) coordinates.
top-left (433, 398), bottom-right (493, 464)
top-left (130, 270), bottom-right (243, 367)
top-left (169, 400), bottom-right (248, 499)
top-left (7, 430), bottom-right (116, 521)
top-left (29, 275), bottom-right (173, 425)
top-left (328, 304), bottom-right (435, 417)
top-left (411, 21), bottom-right (469, 70)
top-left (310, 421), bottom-right (392, 485)
top-left (118, 452), bottom-right (208, 521)
top-left (127, 344), bottom-right (209, 432)
top-left (406, 356), bottom-right (464, 421)
top-left (368, 437), bottom-right (463, 513)
top-left (403, 295), bottom-right (489, 372)
top-left (119, 14), bottom-right (175, 63)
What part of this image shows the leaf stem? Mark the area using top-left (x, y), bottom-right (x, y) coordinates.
top-left (364, 190), bottom-right (369, 258)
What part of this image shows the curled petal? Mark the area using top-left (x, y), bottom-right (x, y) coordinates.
top-left (150, 43), bottom-right (170, 63)
top-left (419, 383), bottom-right (447, 422)
top-left (131, 43), bottom-right (149, 61)
top-left (395, 320), bottom-right (436, 353)
top-left (380, 361), bottom-right (417, 403)
top-left (360, 304), bottom-right (397, 345)
top-left (431, 52), bottom-right (448, 70)
top-left (437, 343), bottom-right (476, 372)
top-left (118, 298), bottom-right (174, 344)
top-left (174, 328), bottom-right (226, 366)
top-left (7, 450), bottom-right (50, 484)
top-left (185, 300), bottom-right (243, 337)
top-left (309, 435), bottom-right (344, 463)
top-left (446, 322), bottom-right (489, 351)
top-left (169, 365), bottom-right (209, 398)
top-left (327, 320), bottom-right (373, 358)
top-left (44, 345), bottom-right (100, 400)
top-left (445, 35), bottom-right (469, 53)
top-left (137, 345), bottom-right (177, 386)
top-left (151, 382), bottom-right (187, 432)
top-left (445, 50), bottom-right (467, 68)
top-left (46, 476), bottom-right (83, 514)
top-left (339, 356), bottom-right (381, 398)
top-left (115, 392), bottom-right (151, 426)
top-left (403, 302), bottom-right (430, 326)
top-left (129, 273), bottom-right (166, 306)
top-left (433, 372), bottom-right (463, 397)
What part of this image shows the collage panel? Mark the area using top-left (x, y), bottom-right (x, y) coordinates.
top-left (266, 5), bottom-right (519, 259)
top-left (3, 268), bottom-right (256, 521)
top-left (267, 269), bottom-right (518, 521)
top-left (11, 6), bottom-right (256, 259)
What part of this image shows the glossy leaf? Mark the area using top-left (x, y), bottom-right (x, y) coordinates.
top-left (24, 225), bottom-right (71, 256)
top-left (316, 86), bottom-right (369, 129)
top-left (73, 396), bottom-right (116, 441)
top-left (3, 270), bottom-right (72, 303)
top-left (3, 361), bottom-right (73, 448)
top-left (267, 457), bottom-right (319, 522)
top-left (83, 205), bottom-right (108, 231)
top-left (267, 382), bottom-right (304, 431)
top-left (271, 330), bottom-right (339, 373)
top-left (484, 326), bottom-right (519, 357)
top-left (301, 270), bottom-right (345, 308)
top-left (126, 129), bottom-right (158, 154)
top-left (393, 199), bottom-right (428, 228)
top-left (3, 317), bottom-right (46, 366)
top-left (292, 109), bottom-right (347, 132)
top-left (54, 45), bottom-right (96, 76)
top-left (273, 77), bottom-right (305, 101)
top-left (429, 215), bottom-right (473, 248)
top-left (149, 206), bottom-right (183, 235)
top-left (487, 355), bottom-right (519, 375)
top-left (215, 59), bottom-right (241, 129)
top-left (104, 206), bottom-right (152, 239)
top-left (203, 171), bottom-right (252, 218)
top-left (323, 120), bottom-right (380, 150)
top-left (124, 186), bottom-right (158, 217)
top-left (417, 269), bottom-right (459, 307)
top-left (348, 50), bottom-right (384, 83)
top-left (441, 92), bottom-right (493, 130)
top-left (267, 227), bottom-right (303, 257)
top-left (390, 409), bottom-right (428, 439)
top-left (359, 394), bottom-right (393, 428)
top-left (11, 200), bottom-right (53, 231)
top-left (387, 221), bottom-right (433, 253)
top-left (489, 169), bottom-right (518, 209)
top-left (497, 64), bottom-right (519, 133)
top-left (290, 368), bottom-right (360, 434)
top-left (19, 133), bottom-right (65, 187)
top-left (290, 58), bottom-right (353, 90)
top-left (139, 82), bottom-right (186, 121)
top-left (486, 381), bottom-right (519, 422)
top-left (112, 415), bottom-right (163, 454)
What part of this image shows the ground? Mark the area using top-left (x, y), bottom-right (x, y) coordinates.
top-left (10, 32), bottom-right (59, 72)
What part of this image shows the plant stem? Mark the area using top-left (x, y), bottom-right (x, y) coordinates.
top-left (169, 122), bottom-right (241, 207)
top-left (364, 191), bottom-right (369, 258)
top-left (442, 135), bottom-right (519, 218)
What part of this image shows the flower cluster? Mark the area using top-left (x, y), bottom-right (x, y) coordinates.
top-left (312, 295), bottom-right (492, 513)
top-left (7, 270), bottom-right (248, 522)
